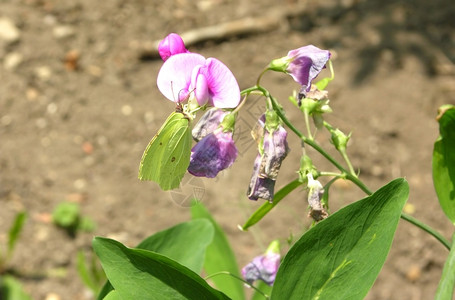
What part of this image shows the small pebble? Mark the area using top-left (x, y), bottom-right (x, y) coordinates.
top-left (0, 17), bottom-right (21, 43)
top-left (53, 25), bottom-right (75, 39)
top-left (47, 102), bottom-right (58, 114)
top-left (35, 66), bottom-right (52, 81)
top-left (121, 104), bottom-right (133, 116)
top-left (406, 264), bottom-right (422, 282)
top-left (1, 115), bottom-right (12, 126)
top-left (73, 178), bottom-right (87, 190)
top-left (45, 292), bottom-right (61, 300)
top-left (3, 52), bottom-right (23, 70)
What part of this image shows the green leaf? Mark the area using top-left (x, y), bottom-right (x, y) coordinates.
top-left (96, 219), bottom-right (215, 300)
top-left (433, 105), bottom-right (455, 224)
top-left (93, 237), bottom-right (230, 300)
top-left (0, 275), bottom-right (32, 300)
top-left (77, 251), bottom-right (104, 294)
top-left (242, 179), bottom-right (301, 230)
top-left (138, 111), bottom-right (192, 190)
top-left (137, 219), bottom-right (214, 273)
top-left (191, 202), bottom-right (245, 300)
top-left (7, 211), bottom-right (26, 258)
top-left (435, 233), bottom-right (455, 300)
top-left (52, 202), bottom-right (80, 228)
top-left (103, 290), bottom-right (122, 300)
top-left (271, 178), bottom-right (409, 300)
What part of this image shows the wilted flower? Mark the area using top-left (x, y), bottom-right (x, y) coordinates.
top-left (248, 114), bottom-right (289, 202)
top-left (158, 33), bottom-right (189, 61)
top-left (157, 52), bottom-right (240, 108)
top-left (307, 173), bottom-right (327, 221)
top-left (192, 108), bottom-right (228, 142)
top-left (187, 128), bottom-right (237, 178)
top-left (247, 154), bottom-right (276, 201)
top-left (269, 45), bottom-right (331, 99)
top-left (242, 240), bottom-right (280, 286)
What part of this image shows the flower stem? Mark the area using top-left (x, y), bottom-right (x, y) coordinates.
top-left (400, 213), bottom-right (451, 250)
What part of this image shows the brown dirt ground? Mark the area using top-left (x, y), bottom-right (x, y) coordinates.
top-left (1, 0), bottom-right (455, 299)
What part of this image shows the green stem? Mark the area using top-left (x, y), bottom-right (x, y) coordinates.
top-left (400, 213), bottom-right (451, 250)
top-left (340, 150), bottom-right (356, 177)
top-left (204, 271), bottom-right (270, 299)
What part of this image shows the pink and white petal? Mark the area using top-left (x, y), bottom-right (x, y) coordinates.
top-left (157, 53), bottom-right (206, 102)
top-left (195, 73), bottom-right (209, 106)
top-left (203, 58), bottom-right (240, 108)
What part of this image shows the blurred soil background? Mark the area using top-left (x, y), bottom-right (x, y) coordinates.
top-left (1, 0), bottom-right (455, 299)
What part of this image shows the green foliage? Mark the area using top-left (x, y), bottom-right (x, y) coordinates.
top-left (138, 111), bottom-right (192, 190)
top-left (6, 212), bottom-right (26, 261)
top-left (77, 250), bottom-right (106, 295)
top-left (0, 275), bottom-right (32, 300)
top-left (271, 178), bottom-right (409, 300)
top-left (52, 202), bottom-right (96, 236)
top-left (96, 219), bottom-right (215, 300)
top-left (93, 237), bottom-right (230, 300)
top-left (435, 233), bottom-right (455, 300)
top-left (433, 105), bottom-right (455, 224)
top-left (191, 202), bottom-right (245, 300)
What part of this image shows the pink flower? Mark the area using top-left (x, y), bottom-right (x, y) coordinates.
top-left (158, 33), bottom-right (189, 61)
top-left (157, 53), bottom-right (240, 108)
top-left (242, 240), bottom-right (281, 286)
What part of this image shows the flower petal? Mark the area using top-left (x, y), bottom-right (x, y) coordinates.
top-left (200, 58), bottom-right (240, 108)
top-left (158, 33), bottom-right (188, 61)
top-left (157, 53), bottom-right (206, 103)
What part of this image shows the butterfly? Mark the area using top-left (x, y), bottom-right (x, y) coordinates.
top-left (138, 105), bottom-right (192, 191)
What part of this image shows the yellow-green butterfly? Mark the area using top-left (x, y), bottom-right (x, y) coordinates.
top-left (138, 107), bottom-right (192, 190)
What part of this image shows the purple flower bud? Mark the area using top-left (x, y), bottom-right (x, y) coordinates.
top-left (286, 45), bottom-right (331, 98)
top-left (242, 252), bottom-right (280, 286)
top-left (188, 129), bottom-right (237, 178)
top-left (192, 108), bottom-right (228, 142)
top-left (158, 33), bottom-right (189, 61)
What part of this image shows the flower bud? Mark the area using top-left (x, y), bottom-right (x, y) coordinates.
top-left (242, 240), bottom-right (281, 286)
top-left (158, 33), bottom-right (189, 61)
top-left (324, 123), bottom-right (350, 152)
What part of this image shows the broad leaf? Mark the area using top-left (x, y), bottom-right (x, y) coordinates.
top-left (97, 219), bottom-right (214, 299)
top-left (433, 105), bottom-right (455, 224)
top-left (139, 111), bottom-right (192, 190)
top-left (191, 202), bottom-right (244, 300)
top-left (271, 178), bottom-right (409, 300)
top-left (93, 237), bottom-right (230, 300)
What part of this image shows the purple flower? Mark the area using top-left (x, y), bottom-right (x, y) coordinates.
top-left (157, 52), bottom-right (240, 108)
top-left (286, 45), bottom-right (331, 96)
top-left (187, 129), bottom-right (237, 178)
top-left (192, 108), bottom-right (228, 142)
top-left (242, 241), bottom-right (281, 286)
top-left (158, 33), bottom-right (189, 61)
top-left (247, 115), bottom-right (290, 202)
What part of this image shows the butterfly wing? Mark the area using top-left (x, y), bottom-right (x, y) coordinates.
top-left (139, 112), bottom-right (192, 190)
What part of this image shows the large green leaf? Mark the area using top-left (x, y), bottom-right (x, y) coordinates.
top-left (271, 178), bottom-right (409, 300)
top-left (93, 237), bottom-right (230, 300)
top-left (433, 105), bottom-right (455, 224)
top-left (96, 219), bottom-right (214, 299)
top-left (191, 202), bottom-right (245, 300)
